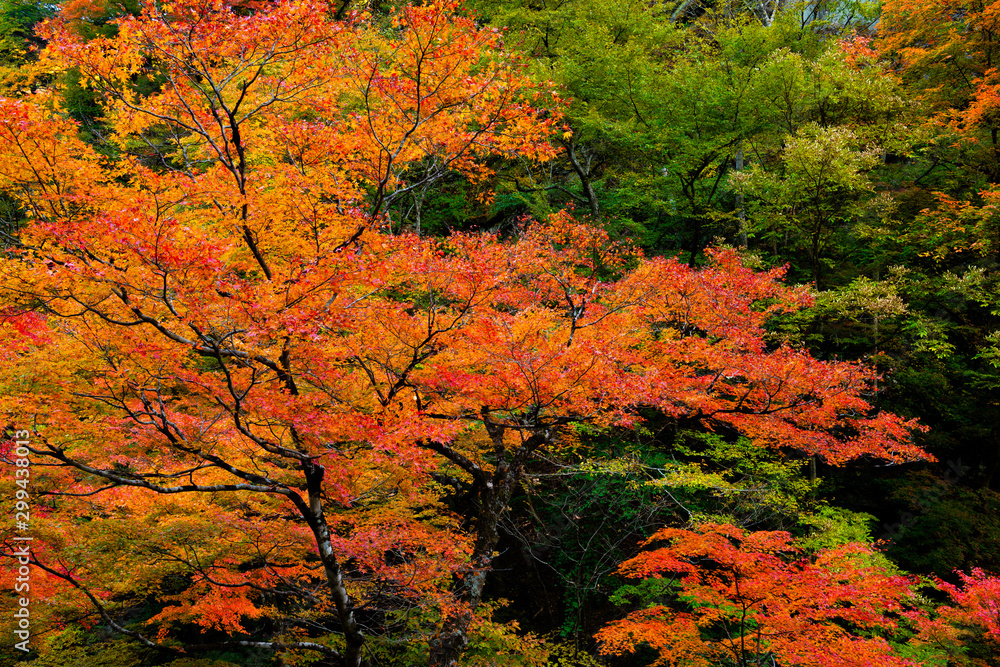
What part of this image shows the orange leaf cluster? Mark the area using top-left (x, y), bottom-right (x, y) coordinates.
top-left (597, 523), bottom-right (923, 667)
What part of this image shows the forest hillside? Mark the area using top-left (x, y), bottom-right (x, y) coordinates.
top-left (1, 0), bottom-right (999, 665)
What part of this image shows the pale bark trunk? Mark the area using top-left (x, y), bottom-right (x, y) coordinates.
top-left (735, 143), bottom-right (748, 248)
top-left (293, 461), bottom-right (366, 667)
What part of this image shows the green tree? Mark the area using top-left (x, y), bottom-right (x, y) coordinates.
top-left (733, 123), bottom-right (881, 286)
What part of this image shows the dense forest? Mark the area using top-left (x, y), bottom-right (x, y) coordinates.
top-left (1, 0), bottom-right (999, 665)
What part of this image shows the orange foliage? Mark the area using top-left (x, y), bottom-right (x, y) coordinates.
top-left (878, 0), bottom-right (1000, 158)
top-left (892, 187), bottom-right (1000, 260)
top-left (913, 568), bottom-right (1000, 663)
top-left (597, 524), bottom-right (924, 667)
top-left (838, 36), bottom-right (880, 70)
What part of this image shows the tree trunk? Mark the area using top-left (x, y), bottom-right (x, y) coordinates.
top-left (428, 478), bottom-right (509, 666)
top-left (688, 215), bottom-right (703, 268)
top-left (735, 143), bottom-right (748, 248)
top-left (428, 424), bottom-right (550, 666)
top-left (565, 136), bottom-right (600, 219)
top-left (295, 461), bottom-right (366, 667)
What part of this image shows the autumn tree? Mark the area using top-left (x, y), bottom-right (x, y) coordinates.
top-left (878, 0), bottom-right (1000, 181)
top-left (596, 523), bottom-right (925, 666)
top-left (915, 568), bottom-right (1000, 664)
top-left (597, 522), bottom-right (1000, 666)
top-left (0, 1), bottom-right (557, 664)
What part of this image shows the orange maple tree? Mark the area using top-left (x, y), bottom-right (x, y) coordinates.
top-left (878, 0), bottom-right (1000, 180)
top-left (596, 523), bottom-right (924, 667)
top-left (596, 523), bottom-right (1000, 667)
top-left (876, 0), bottom-right (1000, 260)
top-left (912, 568), bottom-right (1000, 664)
top-left (0, 1), bottom-right (931, 665)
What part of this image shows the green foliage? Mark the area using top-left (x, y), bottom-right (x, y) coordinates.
top-left (733, 123), bottom-right (883, 285)
top-left (18, 630), bottom-right (243, 667)
top-left (795, 506), bottom-right (905, 578)
top-left (0, 0), bottom-right (55, 95)
top-left (661, 430), bottom-right (820, 527)
top-left (0, 0), bottom-right (50, 62)
top-left (462, 603), bottom-right (549, 667)
top-left (888, 477), bottom-right (1000, 575)
top-left (362, 602), bottom-right (549, 667)
top-left (607, 576), bottom-right (677, 610)
top-left (515, 454), bottom-right (679, 641)
top-left (472, 0), bottom-right (915, 267)
top-left (541, 639), bottom-right (604, 667)
top-left (798, 505), bottom-right (879, 550)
